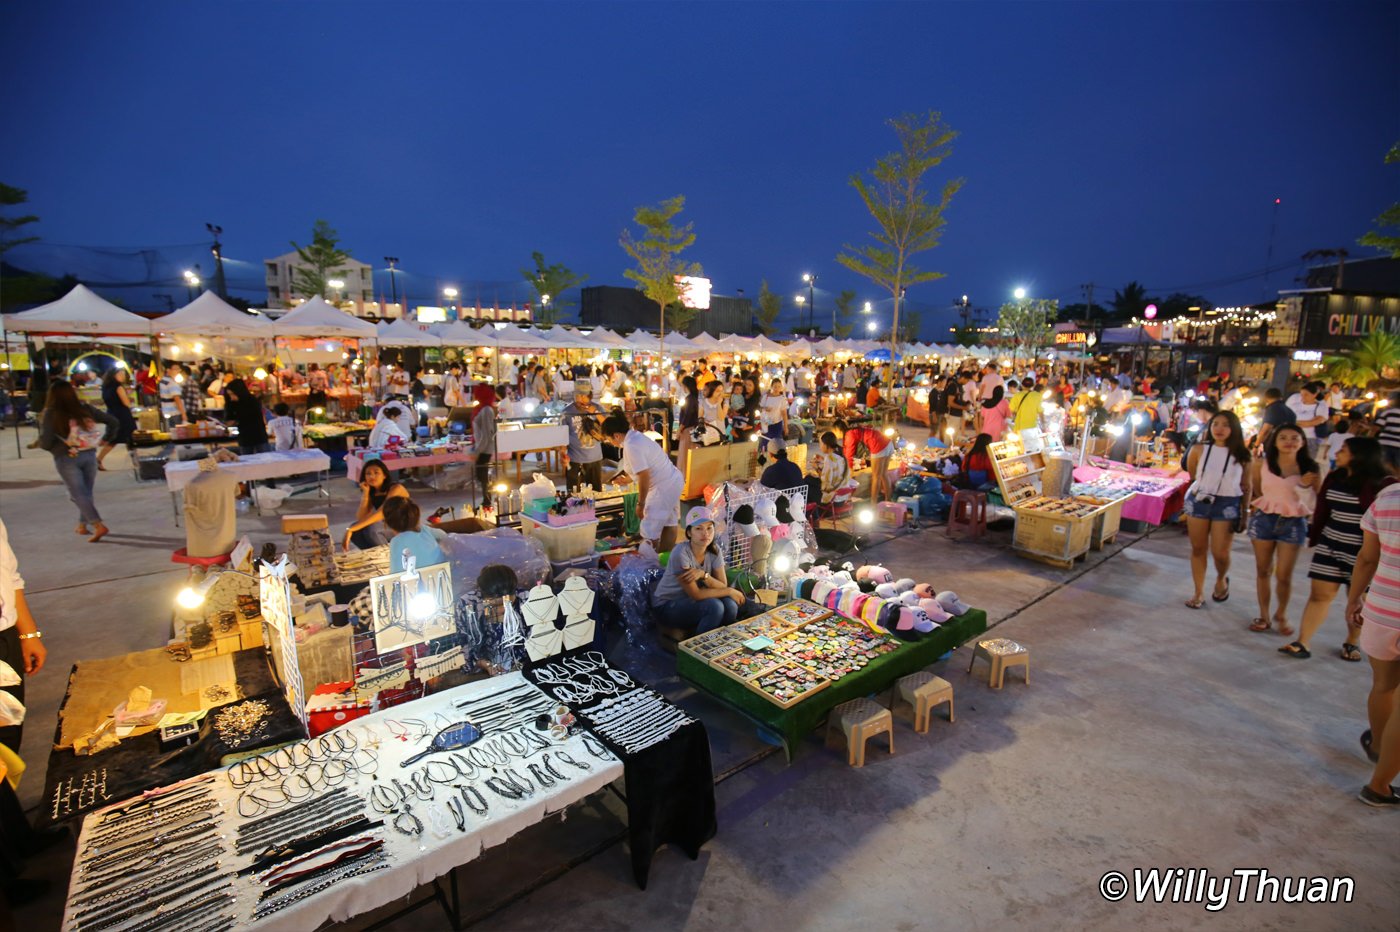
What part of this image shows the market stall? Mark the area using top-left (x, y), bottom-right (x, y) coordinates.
top-left (1072, 460), bottom-right (1190, 526)
top-left (677, 598), bottom-right (986, 759)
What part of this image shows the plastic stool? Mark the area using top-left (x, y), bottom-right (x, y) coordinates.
top-left (826, 698), bottom-right (895, 767)
top-left (890, 672), bottom-right (954, 733)
top-left (946, 490), bottom-right (987, 540)
top-left (968, 638), bottom-right (1030, 689)
top-left (171, 548), bottom-right (232, 568)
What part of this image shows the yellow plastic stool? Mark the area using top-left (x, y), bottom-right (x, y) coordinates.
top-left (969, 638), bottom-right (1030, 689)
top-left (891, 672), bottom-right (954, 733)
top-left (826, 698), bottom-right (895, 767)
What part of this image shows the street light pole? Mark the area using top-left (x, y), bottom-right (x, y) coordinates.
top-left (206, 223), bottom-right (227, 300)
top-left (802, 273), bottom-right (817, 331)
top-left (385, 257), bottom-right (400, 308)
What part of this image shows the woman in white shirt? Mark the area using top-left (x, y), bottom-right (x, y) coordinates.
top-left (368, 404), bottom-right (411, 449)
top-left (1183, 411), bottom-right (1254, 609)
top-left (759, 378), bottom-right (788, 443)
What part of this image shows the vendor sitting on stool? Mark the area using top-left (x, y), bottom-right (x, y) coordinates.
top-left (383, 497), bottom-right (447, 573)
top-left (602, 413), bottom-right (684, 553)
top-left (652, 507), bottom-right (746, 638)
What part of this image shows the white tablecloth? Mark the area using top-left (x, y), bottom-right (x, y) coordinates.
top-left (63, 673), bottom-right (622, 932)
top-left (163, 450), bottom-right (332, 492)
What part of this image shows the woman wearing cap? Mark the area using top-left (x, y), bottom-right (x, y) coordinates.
top-left (652, 507), bottom-right (745, 638)
top-left (603, 413), bottom-right (685, 552)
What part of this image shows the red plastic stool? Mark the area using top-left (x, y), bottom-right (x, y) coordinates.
top-left (171, 548), bottom-right (232, 568)
top-left (946, 490), bottom-right (987, 541)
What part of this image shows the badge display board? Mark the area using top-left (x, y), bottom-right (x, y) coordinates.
top-left (678, 599), bottom-right (901, 709)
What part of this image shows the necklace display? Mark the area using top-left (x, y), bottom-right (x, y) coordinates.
top-left (212, 698), bottom-right (273, 749)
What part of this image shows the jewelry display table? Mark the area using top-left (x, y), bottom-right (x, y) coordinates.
top-left (62, 672), bottom-right (623, 932)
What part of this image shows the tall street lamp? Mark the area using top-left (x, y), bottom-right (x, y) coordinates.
top-left (540, 293), bottom-right (550, 324)
top-left (794, 294), bottom-right (806, 330)
top-left (328, 278), bottom-right (345, 305)
top-left (206, 223), bottom-right (227, 300)
top-left (182, 269), bottom-right (201, 303)
top-left (863, 301), bottom-right (872, 314)
top-left (802, 273), bottom-right (817, 331)
top-left (384, 257), bottom-right (400, 307)
top-left (1013, 287), bottom-right (1027, 301)
top-left (443, 286), bottom-right (459, 317)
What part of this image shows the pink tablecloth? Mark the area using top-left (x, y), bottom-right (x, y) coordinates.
top-left (346, 450), bottom-right (475, 482)
top-left (1072, 465), bottom-right (1190, 525)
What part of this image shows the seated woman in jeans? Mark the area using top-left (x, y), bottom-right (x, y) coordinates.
top-left (652, 506), bottom-right (746, 638)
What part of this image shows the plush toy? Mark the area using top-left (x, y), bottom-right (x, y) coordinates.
top-left (936, 590), bottom-right (971, 616)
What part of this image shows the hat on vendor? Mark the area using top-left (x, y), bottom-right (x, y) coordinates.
top-left (686, 506), bottom-right (717, 529)
top-left (573, 382), bottom-right (593, 398)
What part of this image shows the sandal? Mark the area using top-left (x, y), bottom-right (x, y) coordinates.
top-left (1274, 620), bottom-right (1295, 637)
top-left (1340, 643), bottom-right (1362, 662)
top-left (1211, 576), bottom-right (1230, 602)
top-left (1184, 596), bottom-right (1205, 610)
top-left (1249, 618), bottom-right (1271, 632)
top-left (1278, 641), bottom-right (1311, 659)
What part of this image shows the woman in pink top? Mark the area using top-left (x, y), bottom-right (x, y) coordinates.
top-left (1245, 424), bottom-right (1320, 636)
top-left (978, 385), bottom-right (1011, 442)
top-left (1346, 483), bottom-right (1400, 806)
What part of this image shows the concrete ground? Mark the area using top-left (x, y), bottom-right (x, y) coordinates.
top-left (1, 423), bottom-right (1396, 930)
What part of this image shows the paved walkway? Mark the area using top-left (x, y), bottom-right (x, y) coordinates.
top-left (2, 425), bottom-right (1394, 929)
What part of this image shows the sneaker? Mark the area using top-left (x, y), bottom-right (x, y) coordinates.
top-left (1357, 784), bottom-right (1400, 808)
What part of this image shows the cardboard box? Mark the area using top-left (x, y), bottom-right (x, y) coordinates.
top-left (282, 514), bottom-right (329, 532)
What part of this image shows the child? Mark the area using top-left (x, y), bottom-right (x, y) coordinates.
top-left (1322, 418), bottom-right (1352, 471)
top-left (267, 402), bottom-right (298, 451)
top-left (382, 497), bottom-right (447, 574)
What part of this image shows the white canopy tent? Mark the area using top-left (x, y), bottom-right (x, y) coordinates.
top-left (491, 323), bottom-right (554, 351)
top-left (749, 334), bottom-right (787, 355)
top-left (807, 336), bottom-right (842, 357)
top-left (3, 284), bottom-right (153, 335)
top-left (154, 292), bottom-right (272, 338)
top-left (687, 331), bottom-right (725, 352)
top-left (271, 297), bottom-right (378, 338)
top-left (374, 318), bottom-right (442, 347)
top-left (429, 320), bottom-right (481, 345)
top-left (582, 327), bottom-right (633, 349)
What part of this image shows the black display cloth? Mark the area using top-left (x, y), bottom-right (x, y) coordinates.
top-left (524, 649), bottom-right (716, 889)
top-left (39, 649), bottom-right (304, 828)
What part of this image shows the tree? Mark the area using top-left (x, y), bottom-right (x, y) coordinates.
top-left (1359, 140), bottom-right (1400, 258)
top-left (619, 195), bottom-right (702, 349)
top-left (0, 183), bottom-right (40, 256)
top-left (755, 279), bottom-right (782, 334)
top-left (289, 220), bottom-right (351, 301)
top-left (898, 305), bottom-right (922, 343)
top-left (1110, 281), bottom-right (1151, 318)
top-left (521, 251), bottom-right (587, 325)
top-left (996, 297), bottom-right (1057, 366)
top-left (1159, 292), bottom-right (1210, 319)
top-left (832, 289), bottom-right (857, 338)
top-left (1324, 330), bottom-right (1400, 387)
top-left (836, 111), bottom-right (963, 361)
top-left (950, 324), bottom-right (980, 347)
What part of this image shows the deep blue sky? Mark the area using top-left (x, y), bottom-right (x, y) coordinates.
top-left (3, 1), bottom-right (1396, 338)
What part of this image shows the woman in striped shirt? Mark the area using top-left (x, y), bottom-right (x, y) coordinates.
top-left (1345, 480), bottom-right (1400, 806)
top-left (1282, 438), bottom-right (1392, 660)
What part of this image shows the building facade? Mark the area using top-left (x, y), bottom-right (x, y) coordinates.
top-left (579, 285), bottom-right (753, 336)
top-left (264, 252), bottom-right (376, 310)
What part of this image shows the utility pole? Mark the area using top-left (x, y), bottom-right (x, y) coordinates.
top-left (206, 223), bottom-right (227, 300)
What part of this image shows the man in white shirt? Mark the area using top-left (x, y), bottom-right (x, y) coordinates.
top-left (1285, 381), bottom-right (1330, 455)
top-left (603, 412), bottom-right (684, 552)
top-left (841, 365), bottom-right (857, 390)
top-left (158, 362), bottom-right (187, 425)
top-left (794, 364), bottom-right (813, 392)
top-left (0, 518), bottom-right (46, 751)
top-left (978, 363), bottom-right (1004, 401)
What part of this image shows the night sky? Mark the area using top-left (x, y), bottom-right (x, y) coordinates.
top-left (3, 1), bottom-right (1396, 338)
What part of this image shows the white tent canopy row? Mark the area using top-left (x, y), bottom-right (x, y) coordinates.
top-left (3, 284), bottom-right (153, 335)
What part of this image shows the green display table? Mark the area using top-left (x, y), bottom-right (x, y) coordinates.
top-left (678, 608), bottom-right (987, 760)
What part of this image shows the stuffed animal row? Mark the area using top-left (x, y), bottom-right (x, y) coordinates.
top-left (791, 561), bottom-right (971, 638)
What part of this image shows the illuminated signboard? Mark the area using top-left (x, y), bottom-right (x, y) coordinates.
top-left (675, 276), bottom-right (712, 310)
top-left (1292, 350), bottom-right (1322, 362)
top-left (1054, 331), bottom-right (1087, 345)
top-left (415, 306), bottom-right (447, 323)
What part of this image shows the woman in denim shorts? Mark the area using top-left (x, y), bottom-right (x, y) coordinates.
top-left (1246, 424), bottom-right (1321, 635)
top-left (1183, 412), bottom-right (1252, 609)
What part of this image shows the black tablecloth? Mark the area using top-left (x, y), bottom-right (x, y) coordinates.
top-left (524, 649), bottom-right (717, 889)
top-left (39, 649), bottom-right (304, 828)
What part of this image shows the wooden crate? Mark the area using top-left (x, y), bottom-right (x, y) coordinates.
top-left (1013, 508), bottom-right (1093, 568)
top-left (1089, 498), bottom-right (1125, 550)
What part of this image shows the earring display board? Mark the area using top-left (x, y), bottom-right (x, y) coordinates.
top-left (260, 558), bottom-right (308, 731)
top-left (677, 600), bottom-right (900, 710)
top-left (369, 562), bottom-right (456, 655)
top-left (60, 674), bottom-right (623, 932)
